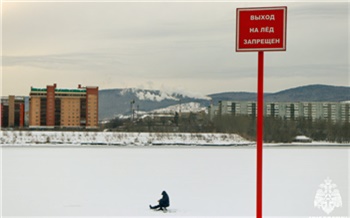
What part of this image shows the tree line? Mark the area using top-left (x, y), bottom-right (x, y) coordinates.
top-left (104, 113), bottom-right (350, 143)
top-left (212, 114), bottom-right (350, 143)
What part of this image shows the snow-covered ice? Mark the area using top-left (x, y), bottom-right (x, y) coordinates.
top-left (1, 146), bottom-right (349, 217)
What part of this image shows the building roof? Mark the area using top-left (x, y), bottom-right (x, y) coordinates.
top-left (1, 96), bottom-right (25, 102)
top-left (30, 87), bottom-right (86, 93)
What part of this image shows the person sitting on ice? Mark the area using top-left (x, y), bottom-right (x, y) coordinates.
top-left (149, 191), bottom-right (170, 211)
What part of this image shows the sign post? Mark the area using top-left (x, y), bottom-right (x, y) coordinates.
top-left (236, 6), bottom-right (287, 218)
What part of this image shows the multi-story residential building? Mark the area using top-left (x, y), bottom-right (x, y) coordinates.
top-left (269, 102), bottom-right (299, 120)
top-left (0, 95), bottom-right (25, 128)
top-left (340, 102), bottom-right (350, 123)
top-left (29, 84), bottom-right (99, 129)
top-left (217, 101), bottom-right (257, 117)
top-left (209, 100), bottom-right (350, 123)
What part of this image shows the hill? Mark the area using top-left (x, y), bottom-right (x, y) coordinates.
top-left (99, 85), bottom-right (350, 120)
top-left (265, 84), bottom-right (350, 102)
top-left (99, 88), bottom-right (209, 120)
top-left (208, 84), bottom-right (349, 105)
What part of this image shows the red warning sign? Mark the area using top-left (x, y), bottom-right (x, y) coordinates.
top-left (236, 7), bottom-right (287, 52)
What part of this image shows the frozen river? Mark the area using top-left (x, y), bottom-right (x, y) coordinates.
top-left (1, 146), bottom-right (349, 217)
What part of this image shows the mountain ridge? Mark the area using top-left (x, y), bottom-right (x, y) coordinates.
top-left (99, 84), bottom-right (350, 120)
top-left (208, 84), bottom-right (349, 104)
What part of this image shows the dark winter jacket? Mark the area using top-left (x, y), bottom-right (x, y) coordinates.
top-left (159, 191), bottom-right (170, 207)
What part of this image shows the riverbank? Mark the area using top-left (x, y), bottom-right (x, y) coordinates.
top-left (0, 131), bottom-right (253, 146)
top-left (1, 131), bottom-right (349, 147)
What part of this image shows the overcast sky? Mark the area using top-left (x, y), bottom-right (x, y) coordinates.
top-left (1, 1), bottom-right (349, 97)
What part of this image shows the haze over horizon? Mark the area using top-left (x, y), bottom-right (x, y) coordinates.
top-left (2, 1), bottom-right (349, 96)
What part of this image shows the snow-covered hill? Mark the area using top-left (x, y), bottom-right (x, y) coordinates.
top-left (99, 88), bottom-right (211, 120)
top-left (150, 102), bottom-right (207, 114)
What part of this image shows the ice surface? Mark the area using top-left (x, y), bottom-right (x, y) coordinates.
top-left (1, 146), bottom-right (349, 217)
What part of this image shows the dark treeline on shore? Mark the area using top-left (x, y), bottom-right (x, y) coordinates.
top-left (212, 115), bottom-right (350, 143)
top-left (104, 114), bottom-right (350, 143)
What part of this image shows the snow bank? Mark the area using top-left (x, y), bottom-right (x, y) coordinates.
top-left (0, 131), bottom-right (253, 146)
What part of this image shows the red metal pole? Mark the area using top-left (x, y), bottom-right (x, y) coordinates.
top-left (257, 51), bottom-right (264, 218)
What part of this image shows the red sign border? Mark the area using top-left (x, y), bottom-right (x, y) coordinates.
top-left (236, 6), bottom-right (287, 52)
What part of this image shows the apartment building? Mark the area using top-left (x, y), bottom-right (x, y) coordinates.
top-left (0, 95), bottom-right (25, 128)
top-left (29, 84), bottom-right (99, 128)
top-left (209, 100), bottom-right (350, 123)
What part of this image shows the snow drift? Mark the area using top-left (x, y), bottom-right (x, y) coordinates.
top-left (0, 131), bottom-right (252, 146)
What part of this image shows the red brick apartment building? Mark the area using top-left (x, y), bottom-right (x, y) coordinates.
top-left (29, 84), bottom-right (99, 129)
top-left (0, 96), bottom-right (25, 128)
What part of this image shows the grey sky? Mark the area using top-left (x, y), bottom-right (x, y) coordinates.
top-left (1, 1), bottom-right (349, 97)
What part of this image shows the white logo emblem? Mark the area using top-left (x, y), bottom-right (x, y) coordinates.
top-left (314, 177), bottom-right (342, 214)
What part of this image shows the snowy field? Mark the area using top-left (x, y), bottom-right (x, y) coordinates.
top-left (1, 146), bottom-right (349, 217)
